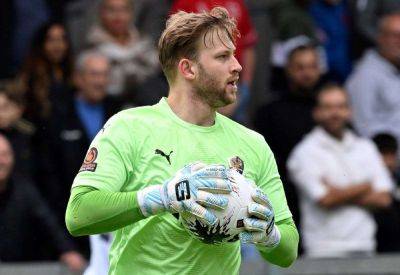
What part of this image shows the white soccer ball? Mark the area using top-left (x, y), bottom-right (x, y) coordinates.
top-left (180, 169), bottom-right (256, 244)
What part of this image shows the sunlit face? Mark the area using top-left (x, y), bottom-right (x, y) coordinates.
top-left (313, 88), bottom-right (351, 136)
top-left (100, 0), bottom-right (132, 37)
top-left (0, 135), bottom-right (14, 183)
top-left (287, 49), bottom-right (321, 90)
top-left (378, 15), bottom-right (400, 65)
top-left (192, 28), bottom-right (242, 108)
top-left (75, 56), bottom-right (110, 103)
top-left (44, 25), bottom-right (68, 64)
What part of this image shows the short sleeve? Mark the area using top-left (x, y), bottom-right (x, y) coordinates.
top-left (255, 138), bottom-right (292, 222)
top-left (72, 113), bottom-right (136, 191)
top-left (286, 147), bottom-right (328, 202)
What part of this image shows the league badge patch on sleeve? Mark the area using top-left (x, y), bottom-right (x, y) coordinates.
top-left (79, 147), bottom-right (98, 172)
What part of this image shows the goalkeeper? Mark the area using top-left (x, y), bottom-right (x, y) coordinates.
top-left (66, 7), bottom-right (298, 275)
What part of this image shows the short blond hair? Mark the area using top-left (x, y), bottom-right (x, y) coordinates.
top-left (158, 7), bottom-right (239, 83)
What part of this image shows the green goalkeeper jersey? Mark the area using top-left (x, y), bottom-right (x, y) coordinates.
top-left (72, 98), bottom-right (292, 275)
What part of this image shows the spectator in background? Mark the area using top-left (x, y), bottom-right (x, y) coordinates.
top-left (170, 0), bottom-right (258, 122)
top-left (65, 0), bottom-right (170, 53)
top-left (372, 133), bottom-right (400, 253)
top-left (85, 0), bottom-right (160, 103)
top-left (0, 0), bottom-right (73, 78)
top-left (309, 0), bottom-right (352, 83)
top-left (270, 0), bottom-right (316, 43)
top-left (43, 51), bottom-right (120, 234)
top-left (350, 0), bottom-right (400, 58)
top-left (0, 81), bottom-right (35, 180)
top-left (269, 0), bottom-right (327, 92)
top-left (17, 22), bottom-right (75, 203)
top-left (254, 44), bottom-right (325, 227)
top-left (18, 22), bottom-right (73, 125)
top-left (37, 51), bottom-right (120, 259)
top-left (0, 133), bottom-right (86, 272)
top-left (346, 12), bottom-right (400, 155)
top-left (288, 84), bottom-right (394, 258)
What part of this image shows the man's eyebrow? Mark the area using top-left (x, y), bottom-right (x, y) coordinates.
top-left (215, 48), bottom-right (235, 55)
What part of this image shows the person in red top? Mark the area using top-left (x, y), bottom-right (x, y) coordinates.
top-left (170, 0), bottom-right (257, 121)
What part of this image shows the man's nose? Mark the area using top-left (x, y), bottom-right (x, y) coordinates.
top-left (231, 56), bottom-right (242, 74)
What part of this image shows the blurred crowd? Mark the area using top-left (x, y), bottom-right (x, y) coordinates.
top-left (1, 0), bottom-right (400, 273)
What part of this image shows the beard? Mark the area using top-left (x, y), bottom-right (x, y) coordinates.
top-left (193, 63), bottom-right (236, 108)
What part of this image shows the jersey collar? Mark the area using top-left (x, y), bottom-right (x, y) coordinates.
top-left (157, 97), bottom-right (221, 132)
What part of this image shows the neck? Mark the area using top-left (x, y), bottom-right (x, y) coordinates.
top-left (289, 82), bottom-right (316, 98)
top-left (77, 94), bottom-right (100, 106)
top-left (110, 31), bottom-right (131, 45)
top-left (379, 50), bottom-right (400, 69)
top-left (167, 86), bottom-right (216, 126)
top-left (322, 126), bottom-right (345, 140)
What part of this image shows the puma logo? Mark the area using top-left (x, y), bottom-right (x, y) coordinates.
top-left (155, 149), bottom-right (173, 165)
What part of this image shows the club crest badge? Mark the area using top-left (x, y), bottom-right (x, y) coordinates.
top-left (228, 156), bottom-right (244, 174)
top-left (79, 147), bottom-right (98, 172)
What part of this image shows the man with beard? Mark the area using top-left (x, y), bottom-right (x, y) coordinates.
top-left (287, 84), bottom-right (394, 258)
top-left (65, 7), bottom-right (298, 275)
top-left (254, 44), bottom-right (324, 228)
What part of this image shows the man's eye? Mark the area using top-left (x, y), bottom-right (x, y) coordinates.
top-left (217, 55), bottom-right (228, 60)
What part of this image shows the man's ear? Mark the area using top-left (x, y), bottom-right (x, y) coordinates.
top-left (178, 59), bottom-right (196, 80)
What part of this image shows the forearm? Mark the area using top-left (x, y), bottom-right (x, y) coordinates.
top-left (355, 191), bottom-right (392, 209)
top-left (65, 186), bottom-right (145, 236)
top-left (318, 183), bottom-right (371, 208)
top-left (257, 218), bottom-right (299, 268)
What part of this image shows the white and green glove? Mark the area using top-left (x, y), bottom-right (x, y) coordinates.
top-left (240, 186), bottom-right (281, 247)
top-left (137, 162), bottom-right (232, 226)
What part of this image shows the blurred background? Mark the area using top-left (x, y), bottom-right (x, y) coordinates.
top-left (1, 0), bottom-right (400, 274)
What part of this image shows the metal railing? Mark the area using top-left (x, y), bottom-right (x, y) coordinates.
top-left (1, 254), bottom-right (400, 275)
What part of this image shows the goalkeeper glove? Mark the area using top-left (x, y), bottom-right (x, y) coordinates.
top-left (240, 183), bottom-right (281, 247)
top-left (137, 162), bottom-right (232, 226)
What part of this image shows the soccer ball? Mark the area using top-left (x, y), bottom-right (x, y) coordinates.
top-left (180, 169), bottom-right (255, 244)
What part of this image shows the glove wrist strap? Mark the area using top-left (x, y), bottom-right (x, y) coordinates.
top-left (263, 225), bottom-right (281, 248)
top-left (137, 184), bottom-right (166, 217)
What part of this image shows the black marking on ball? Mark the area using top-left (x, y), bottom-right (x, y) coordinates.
top-left (185, 213), bottom-right (238, 244)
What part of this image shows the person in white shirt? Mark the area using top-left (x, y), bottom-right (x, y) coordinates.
top-left (84, 234), bottom-right (112, 275)
top-left (345, 12), bottom-right (400, 152)
top-left (287, 84), bottom-right (394, 258)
